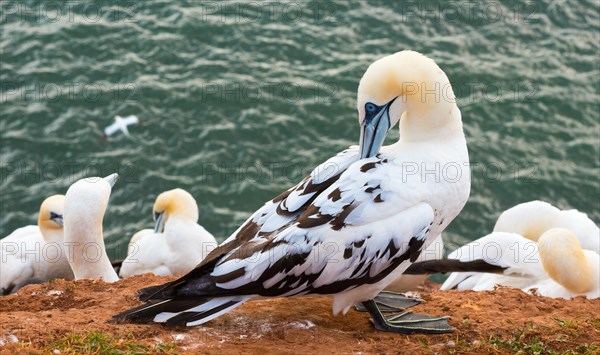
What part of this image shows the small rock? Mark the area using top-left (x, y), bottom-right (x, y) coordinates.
top-left (0, 333), bottom-right (19, 346)
top-left (173, 334), bottom-right (186, 341)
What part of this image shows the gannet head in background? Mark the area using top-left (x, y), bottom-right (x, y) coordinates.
top-left (65, 174), bottom-right (118, 230)
top-left (63, 173), bottom-right (119, 282)
top-left (37, 195), bottom-right (65, 238)
top-left (357, 50), bottom-right (459, 158)
top-left (538, 228), bottom-right (597, 294)
top-left (153, 188), bottom-right (199, 233)
top-left (493, 200), bottom-right (599, 254)
top-left (493, 200), bottom-right (560, 241)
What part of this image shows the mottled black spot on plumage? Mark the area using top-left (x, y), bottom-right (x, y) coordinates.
top-left (330, 203), bottom-right (357, 231)
top-left (296, 205), bottom-right (334, 229)
top-left (328, 188), bottom-right (342, 202)
top-left (360, 162), bottom-right (378, 172)
top-left (408, 237), bottom-right (425, 262)
top-left (364, 184), bottom-right (380, 193)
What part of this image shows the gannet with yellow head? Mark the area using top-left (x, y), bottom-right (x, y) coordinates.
top-left (119, 188), bottom-right (217, 278)
top-left (1, 195), bottom-right (73, 295)
top-left (441, 228), bottom-right (599, 299)
top-left (114, 51), bottom-right (470, 334)
top-left (533, 228), bottom-right (599, 298)
top-left (63, 174), bottom-right (119, 282)
top-left (493, 200), bottom-right (599, 254)
top-left (440, 201), bottom-right (598, 295)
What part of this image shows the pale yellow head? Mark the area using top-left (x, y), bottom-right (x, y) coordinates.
top-left (356, 50), bottom-right (461, 150)
top-left (37, 194), bottom-right (65, 232)
top-left (493, 201), bottom-right (561, 241)
top-left (153, 188), bottom-right (199, 233)
top-left (538, 228), bottom-right (594, 294)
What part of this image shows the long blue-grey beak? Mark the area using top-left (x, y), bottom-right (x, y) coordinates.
top-left (154, 211), bottom-right (165, 233)
top-left (103, 173), bottom-right (119, 188)
top-left (359, 98), bottom-right (397, 159)
top-left (50, 212), bottom-right (63, 227)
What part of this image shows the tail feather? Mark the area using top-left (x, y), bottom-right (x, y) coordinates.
top-left (136, 283), bottom-right (172, 300)
top-left (113, 296), bottom-right (250, 327)
top-left (165, 298), bottom-right (248, 326)
top-left (404, 259), bottom-right (506, 275)
top-left (113, 299), bottom-right (207, 324)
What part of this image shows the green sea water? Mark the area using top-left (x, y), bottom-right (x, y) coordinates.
top-left (1, 1), bottom-right (599, 262)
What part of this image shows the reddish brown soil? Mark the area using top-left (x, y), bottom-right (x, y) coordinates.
top-left (0, 275), bottom-right (598, 354)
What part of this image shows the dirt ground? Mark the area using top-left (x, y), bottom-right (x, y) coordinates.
top-left (0, 275), bottom-right (598, 354)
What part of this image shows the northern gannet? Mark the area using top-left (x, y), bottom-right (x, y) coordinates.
top-left (102, 115), bottom-right (141, 139)
top-left (493, 200), bottom-right (599, 254)
top-left (119, 188), bottom-right (218, 278)
top-left (114, 51), bottom-right (471, 334)
top-left (440, 228), bottom-right (599, 299)
top-left (63, 174), bottom-right (120, 282)
top-left (1, 195), bottom-right (72, 294)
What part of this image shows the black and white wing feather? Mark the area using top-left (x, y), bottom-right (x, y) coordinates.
top-left (114, 151), bottom-right (436, 326)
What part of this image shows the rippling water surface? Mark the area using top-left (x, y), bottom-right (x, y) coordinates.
top-left (1, 1), bottom-right (598, 261)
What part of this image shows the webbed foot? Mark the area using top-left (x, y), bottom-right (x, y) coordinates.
top-left (361, 299), bottom-right (453, 334)
top-left (354, 291), bottom-right (421, 312)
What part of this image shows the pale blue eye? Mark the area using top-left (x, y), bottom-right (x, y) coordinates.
top-left (365, 103), bottom-right (377, 113)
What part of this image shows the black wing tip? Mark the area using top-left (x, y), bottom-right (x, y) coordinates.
top-left (404, 259), bottom-right (507, 275)
top-left (111, 299), bottom-right (177, 324)
top-left (136, 283), bottom-right (169, 301)
top-left (112, 298), bottom-right (215, 327)
top-left (111, 301), bottom-right (162, 324)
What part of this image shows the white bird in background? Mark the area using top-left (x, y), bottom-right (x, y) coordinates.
top-left (102, 115), bottom-right (141, 139)
top-left (63, 174), bottom-right (120, 282)
top-left (441, 228), bottom-right (599, 299)
top-left (493, 200), bottom-right (599, 254)
top-left (115, 50), bottom-right (471, 334)
top-left (1, 195), bottom-right (72, 295)
top-left (119, 188), bottom-right (217, 278)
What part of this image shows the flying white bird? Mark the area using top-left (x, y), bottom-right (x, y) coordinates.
top-left (1, 195), bottom-right (72, 295)
top-left (102, 115), bottom-right (141, 138)
top-left (114, 50), bottom-right (471, 334)
top-left (119, 188), bottom-right (218, 278)
top-left (63, 174), bottom-right (120, 282)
